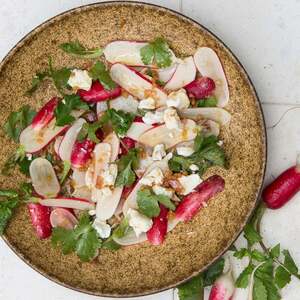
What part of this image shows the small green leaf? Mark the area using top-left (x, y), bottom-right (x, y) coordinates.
top-left (137, 189), bottom-right (160, 218)
top-left (193, 132), bottom-right (204, 152)
top-left (236, 264), bottom-right (255, 288)
top-left (270, 244), bottom-right (280, 259)
top-left (283, 249), bottom-right (299, 275)
top-left (25, 71), bottom-right (49, 96)
top-left (0, 197), bottom-right (19, 235)
top-left (197, 97), bottom-right (218, 107)
top-left (234, 248), bottom-right (250, 259)
top-left (274, 266), bottom-right (291, 289)
top-left (77, 120), bottom-right (103, 143)
top-left (0, 189), bottom-right (19, 198)
top-left (48, 58), bottom-right (71, 93)
top-left (251, 249), bottom-right (268, 262)
top-left (243, 223), bottom-right (262, 246)
top-left (203, 258), bottom-right (225, 287)
top-left (60, 161), bottom-right (71, 184)
top-left (59, 40), bottom-right (103, 58)
top-left (140, 44), bottom-right (154, 65)
top-left (156, 194), bottom-right (176, 211)
top-left (89, 61), bottom-right (116, 90)
top-left (253, 277), bottom-right (268, 300)
top-left (112, 217), bottom-right (130, 239)
top-left (102, 237), bottom-right (121, 250)
top-left (178, 274), bottom-right (204, 300)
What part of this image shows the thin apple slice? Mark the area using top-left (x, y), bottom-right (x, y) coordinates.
top-left (58, 118), bottom-right (86, 162)
top-left (165, 57), bottom-right (196, 90)
top-left (31, 97), bottom-right (58, 131)
top-left (109, 95), bottom-right (139, 113)
top-left (20, 119), bottom-right (67, 154)
top-left (158, 64), bottom-right (177, 83)
top-left (179, 107), bottom-right (231, 125)
top-left (95, 186), bottom-right (123, 221)
top-left (40, 197), bottom-right (95, 210)
top-left (138, 119), bottom-right (197, 149)
top-left (126, 122), bottom-right (153, 141)
top-left (113, 230), bottom-right (147, 246)
top-left (110, 63), bottom-right (167, 107)
top-left (30, 157), bottom-right (60, 198)
top-left (122, 155), bottom-right (171, 214)
top-left (103, 132), bottom-right (120, 162)
top-left (194, 47), bottom-right (229, 107)
top-left (50, 208), bottom-right (78, 230)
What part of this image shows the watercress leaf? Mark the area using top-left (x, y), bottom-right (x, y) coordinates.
top-left (137, 189), bottom-right (160, 218)
top-left (59, 40), bottom-right (103, 58)
top-left (235, 264), bottom-right (255, 288)
top-left (283, 249), bottom-right (299, 275)
top-left (201, 135), bottom-right (219, 148)
top-left (51, 227), bottom-right (77, 254)
top-left (178, 274), bottom-right (204, 300)
top-left (234, 248), bottom-right (250, 259)
top-left (274, 266), bottom-right (291, 289)
top-left (251, 249), bottom-right (268, 262)
top-left (203, 257), bottom-right (225, 287)
top-left (89, 61), bottom-right (116, 90)
top-left (243, 223), bottom-right (262, 246)
top-left (55, 94), bottom-right (88, 126)
top-left (168, 158), bottom-right (182, 172)
top-left (193, 133), bottom-right (204, 152)
top-left (198, 144), bottom-right (225, 167)
top-left (3, 105), bottom-right (36, 142)
top-left (48, 58), bottom-right (71, 93)
top-left (270, 244), bottom-right (280, 259)
top-left (0, 198), bottom-right (19, 235)
top-left (197, 97), bottom-right (218, 107)
top-left (253, 277), bottom-right (268, 300)
top-left (115, 163), bottom-right (136, 187)
top-left (77, 121), bottom-right (103, 143)
top-left (59, 161), bottom-right (71, 184)
top-left (140, 44), bottom-right (154, 65)
top-left (156, 194), bottom-right (175, 211)
top-left (25, 71), bottom-right (49, 96)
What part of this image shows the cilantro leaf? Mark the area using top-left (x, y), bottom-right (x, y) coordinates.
top-left (115, 148), bottom-right (139, 187)
top-left (274, 266), bottom-right (291, 288)
top-left (25, 71), bottom-right (49, 96)
top-left (202, 258), bottom-right (225, 287)
top-left (236, 264), bottom-right (255, 288)
top-left (137, 189), bottom-right (160, 218)
top-left (54, 94), bottom-right (88, 126)
top-left (59, 161), bottom-right (71, 184)
top-left (251, 249), bottom-right (268, 262)
top-left (59, 41), bottom-right (103, 58)
top-left (178, 274), bottom-right (203, 300)
top-left (89, 61), bottom-right (116, 90)
top-left (140, 37), bottom-right (172, 68)
top-left (244, 223), bottom-right (262, 246)
top-left (253, 277), bottom-right (268, 300)
top-left (3, 105), bottom-right (36, 142)
top-left (270, 244), bottom-right (280, 259)
top-left (112, 217), bottom-right (130, 239)
top-left (155, 194), bottom-right (176, 211)
top-left (234, 248), bottom-right (250, 259)
top-left (77, 121), bottom-right (102, 143)
top-left (52, 213), bottom-right (101, 261)
top-left (282, 249), bottom-right (299, 275)
top-left (0, 197), bottom-right (19, 235)
top-left (101, 237), bottom-right (121, 250)
top-left (197, 97), bottom-right (218, 107)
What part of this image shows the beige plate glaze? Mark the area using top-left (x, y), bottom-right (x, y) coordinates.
top-left (0, 1), bottom-right (266, 297)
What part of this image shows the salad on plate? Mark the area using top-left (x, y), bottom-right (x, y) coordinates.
top-left (0, 37), bottom-right (231, 262)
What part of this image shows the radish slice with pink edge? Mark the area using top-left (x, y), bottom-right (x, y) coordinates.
top-left (113, 230), bottom-right (147, 246)
top-left (40, 197), bottom-right (95, 210)
top-left (126, 122), bottom-right (153, 141)
top-left (138, 119), bottom-right (197, 149)
top-left (103, 132), bottom-right (120, 162)
top-left (58, 118), bottom-right (86, 162)
top-left (20, 119), bottom-right (68, 154)
top-left (29, 157), bottom-right (60, 198)
top-left (194, 47), bottom-right (229, 107)
top-left (122, 155), bottom-right (172, 214)
top-left (110, 63), bottom-right (167, 107)
top-left (109, 95), bottom-right (139, 113)
top-left (164, 57), bottom-right (196, 90)
top-left (72, 169), bottom-right (87, 188)
top-left (179, 107), bottom-right (231, 126)
top-left (70, 139), bottom-right (95, 168)
top-left (93, 143), bottom-right (111, 185)
top-left (158, 64), bottom-right (177, 83)
top-left (95, 186), bottom-right (123, 221)
top-left (50, 208), bottom-right (78, 230)
top-left (54, 136), bottom-right (63, 156)
top-left (72, 187), bottom-right (92, 201)
top-left (31, 97), bottom-right (58, 131)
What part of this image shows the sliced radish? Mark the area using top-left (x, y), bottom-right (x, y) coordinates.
top-left (126, 122), bottom-right (153, 141)
top-left (70, 139), bottom-right (95, 168)
top-left (165, 57), bottom-right (196, 90)
top-left (95, 186), bottom-right (123, 221)
top-left (54, 136), bottom-right (63, 156)
top-left (110, 63), bottom-right (167, 107)
top-left (40, 197), bottom-right (95, 210)
top-left (122, 155), bottom-right (171, 214)
top-left (93, 143), bottom-right (112, 186)
top-left (77, 80), bottom-right (121, 103)
top-left (185, 77), bottom-right (215, 99)
top-left (120, 137), bottom-right (136, 155)
top-left (109, 95), bottom-right (139, 113)
top-left (58, 118), bottom-right (86, 162)
top-left (20, 119), bottom-right (67, 154)
top-left (138, 119), bottom-right (197, 149)
top-left (29, 157), bottom-right (60, 198)
top-left (72, 187), bottom-right (92, 201)
top-left (27, 203), bottom-right (52, 239)
top-left (202, 120), bottom-right (220, 137)
top-left (194, 47), bottom-right (229, 107)
top-left (72, 169), bottom-right (87, 188)
top-left (158, 64), bottom-right (177, 83)
top-left (103, 132), bottom-right (120, 162)
top-left (104, 41), bottom-right (148, 66)
top-left (113, 230), bottom-right (147, 246)
top-left (50, 208), bottom-right (78, 230)
top-left (179, 107), bottom-right (231, 125)
top-left (31, 97), bottom-right (58, 131)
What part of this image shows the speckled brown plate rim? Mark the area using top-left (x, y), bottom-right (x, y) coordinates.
top-left (0, 1), bottom-right (267, 298)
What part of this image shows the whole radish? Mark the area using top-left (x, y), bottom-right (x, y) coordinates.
top-left (262, 156), bottom-right (300, 209)
top-left (27, 203), bottom-right (52, 239)
top-left (209, 269), bottom-right (235, 300)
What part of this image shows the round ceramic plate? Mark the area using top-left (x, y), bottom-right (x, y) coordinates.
top-left (0, 1), bottom-right (266, 297)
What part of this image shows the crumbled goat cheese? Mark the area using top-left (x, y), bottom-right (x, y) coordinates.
top-left (152, 144), bottom-right (166, 161)
top-left (152, 185), bottom-right (174, 198)
top-left (189, 164), bottom-right (199, 172)
top-left (92, 219), bottom-right (111, 238)
top-left (140, 167), bottom-right (164, 186)
top-left (142, 110), bottom-right (164, 125)
top-left (67, 69), bottom-right (92, 91)
top-left (127, 208), bottom-right (153, 237)
top-left (163, 107), bottom-right (182, 130)
top-left (167, 89), bottom-right (190, 109)
top-left (138, 97), bottom-right (156, 110)
top-left (176, 146), bottom-right (194, 157)
top-left (178, 174), bottom-right (202, 195)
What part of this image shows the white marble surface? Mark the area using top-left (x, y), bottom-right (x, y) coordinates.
top-left (1, 0), bottom-right (300, 299)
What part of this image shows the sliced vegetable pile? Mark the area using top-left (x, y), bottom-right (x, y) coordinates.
top-left (0, 38), bottom-right (231, 262)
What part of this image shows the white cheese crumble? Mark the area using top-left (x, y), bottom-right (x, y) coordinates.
top-left (152, 144), bottom-right (166, 161)
top-left (127, 208), bottom-right (153, 237)
top-left (178, 174), bottom-right (202, 195)
top-left (142, 110), bottom-right (164, 125)
top-left (163, 107), bottom-right (182, 130)
top-left (176, 146), bottom-right (194, 157)
top-left (152, 185), bottom-right (174, 198)
top-left (88, 209), bottom-right (96, 216)
top-left (138, 97), bottom-right (156, 110)
top-left (217, 140), bottom-right (224, 146)
top-left (167, 89), bottom-right (190, 109)
top-left (140, 167), bottom-right (164, 186)
top-left (92, 219), bottom-right (111, 238)
top-left (102, 164), bottom-right (118, 186)
top-left (189, 164), bottom-right (199, 172)
top-left (91, 187), bottom-right (112, 202)
top-left (67, 69), bottom-right (92, 91)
